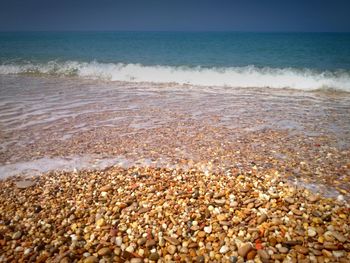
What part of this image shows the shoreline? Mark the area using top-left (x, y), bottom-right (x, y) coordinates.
top-left (0, 166), bottom-right (349, 262)
top-left (1, 75), bottom-right (350, 261)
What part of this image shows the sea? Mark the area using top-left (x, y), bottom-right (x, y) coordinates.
top-left (0, 32), bottom-right (350, 198)
top-left (1, 31), bottom-right (350, 91)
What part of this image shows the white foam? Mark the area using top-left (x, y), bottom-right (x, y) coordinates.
top-left (1, 61), bottom-right (350, 91)
top-left (0, 155), bottom-right (129, 179)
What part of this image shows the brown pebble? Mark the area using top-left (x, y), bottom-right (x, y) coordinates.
top-left (149, 252), bottom-right (160, 261)
top-left (167, 244), bottom-right (176, 255)
top-left (257, 214), bottom-right (267, 224)
top-left (164, 236), bottom-right (180, 245)
top-left (238, 243), bottom-right (253, 258)
top-left (98, 247), bottom-right (112, 256)
top-left (15, 180), bottom-right (36, 189)
top-left (100, 185), bottom-right (111, 191)
top-left (294, 245), bottom-right (309, 254)
top-left (257, 249), bottom-right (270, 262)
top-left (138, 238), bottom-right (147, 246)
top-left (246, 250), bottom-right (257, 260)
top-left (197, 231), bottom-right (206, 238)
top-left (146, 239), bottom-right (156, 248)
top-left (84, 256), bottom-right (98, 263)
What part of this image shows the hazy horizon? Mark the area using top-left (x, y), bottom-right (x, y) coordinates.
top-left (1, 0), bottom-right (350, 32)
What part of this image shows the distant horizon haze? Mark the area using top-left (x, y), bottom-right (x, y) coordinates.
top-left (0, 0), bottom-right (349, 32)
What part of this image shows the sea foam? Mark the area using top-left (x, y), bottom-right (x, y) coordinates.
top-left (1, 61), bottom-right (350, 92)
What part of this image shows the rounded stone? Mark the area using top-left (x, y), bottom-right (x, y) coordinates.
top-left (167, 244), bottom-right (176, 255)
top-left (83, 256), bottom-right (98, 263)
top-left (149, 252), bottom-right (160, 261)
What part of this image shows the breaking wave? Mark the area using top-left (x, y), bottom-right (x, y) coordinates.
top-left (1, 60), bottom-right (350, 91)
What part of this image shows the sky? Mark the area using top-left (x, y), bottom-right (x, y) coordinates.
top-left (0, 0), bottom-right (350, 32)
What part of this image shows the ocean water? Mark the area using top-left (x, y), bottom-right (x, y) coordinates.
top-left (1, 31), bottom-right (350, 91)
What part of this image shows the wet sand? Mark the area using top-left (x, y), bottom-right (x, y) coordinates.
top-left (0, 75), bottom-right (350, 262)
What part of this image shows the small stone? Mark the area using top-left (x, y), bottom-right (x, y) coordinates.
top-left (149, 252), bottom-right (160, 261)
top-left (96, 218), bottom-right (105, 227)
top-left (84, 256), bottom-right (98, 263)
top-left (34, 206), bottom-right (42, 213)
top-left (284, 197), bottom-right (295, 204)
top-left (246, 250), bottom-right (257, 260)
top-left (308, 228), bottom-right (317, 237)
top-left (204, 225), bottom-right (212, 234)
top-left (126, 245), bottom-right (135, 253)
top-left (138, 207), bottom-right (151, 214)
top-left (332, 250), bottom-right (345, 258)
top-left (197, 231), bottom-right (206, 238)
top-left (238, 243), bottom-right (253, 258)
top-left (331, 231), bottom-right (346, 242)
top-left (121, 251), bottom-right (134, 260)
top-left (100, 185), bottom-right (112, 191)
top-left (130, 258), bottom-right (142, 263)
top-left (257, 214), bottom-right (267, 224)
top-left (12, 231), bottom-right (22, 240)
top-left (278, 247), bottom-right (289, 254)
top-left (60, 257), bottom-right (70, 263)
top-left (217, 214), bottom-right (227, 221)
top-left (15, 180), bottom-right (36, 189)
top-left (115, 236), bottom-right (122, 246)
top-left (229, 256), bottom-right (238, 263)
top-left (164, 236), bottom-right (180, 245)
top-left (138, 238), bottom-right (147, 246)
top-left (98, 247), bottom-right (111, 256)
top-left (322, 249), bottom-right (333, 258)
top-left (257, 250), bottom-right (270, 262)
top-left (295, 245), bottom-right (308, 254)
top-left (167, 244), bottom-right (176, 255)
top-left (196, 255), bottom-right (205, 263)
top-left (292, 209), bottom-right (303, 216)
top-left (219, 245), bottom-right (229, 254)
top-left (214, 199), bottom-right (226, 205)
top-left (146, 239), bottom-right (156, 248)
top-left (307, 195), bottom-right (320, 203)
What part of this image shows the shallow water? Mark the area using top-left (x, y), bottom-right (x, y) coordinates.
top-left (0, 75), bottom-right (350, 198)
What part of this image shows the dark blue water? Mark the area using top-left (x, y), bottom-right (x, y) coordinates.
top-left (1, 31), bottom-right (350, 69)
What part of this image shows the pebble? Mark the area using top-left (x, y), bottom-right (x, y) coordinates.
top-left (308, 227), bottom-right (317, 237)
top-left (278, 246), bottom-right (289, 253)
top-left (83, 256), bottom-right (98, 263)
top-left (238, 243), bottom-right (253, 258)
top-left (12, 231), bottom-right (22, 240)
top-left (257, 214), bottom-right (267, 224)
top-left (167, 244), bottom-right (176, 255)
top-left (130, 258), bottom-right (143, 263)
top-left (146, 239), bottom-right (156, 248)
top-left (15, 180), bottom-right (36, 189)
top-left (219, 245), bottom-right (229, 254)
top-left (295, 245), bottom-right (309, 254)
top-left (246, 250), bottom-right (257, 260)
top-left (204, 225), bottom-right (212, 234)
top-left (97, 247), bottom-right (111, 256)
top-left (115, 236), bottom-right (123, 246)
top-left (217, 214), bottom-right (227, 221)
top-left (100, 185), bottom-right (111, 191)
top-left (257, 250), bottom-right (270, 262)
top-left (164, 236), bottom-right (180, 245)
top-left (229, 256), bottom-right (238, 263)
top-left (149, 252), bottom-right (160, 261)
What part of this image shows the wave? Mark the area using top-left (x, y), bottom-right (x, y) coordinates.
top-left (1, 60), bottom-right (350, 92)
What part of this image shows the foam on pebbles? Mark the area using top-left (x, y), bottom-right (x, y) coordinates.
top-left (0, 166), bottom-right (349, 262)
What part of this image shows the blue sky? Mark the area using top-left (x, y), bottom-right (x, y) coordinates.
top-left (0, 0), bottom-right (349, 31)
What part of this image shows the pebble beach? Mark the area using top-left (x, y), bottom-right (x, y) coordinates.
top-left (0, 76), bottom-right (350, 262)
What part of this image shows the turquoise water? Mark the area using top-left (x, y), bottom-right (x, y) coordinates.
top-left (1, 32), bottom-right (350, 91)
